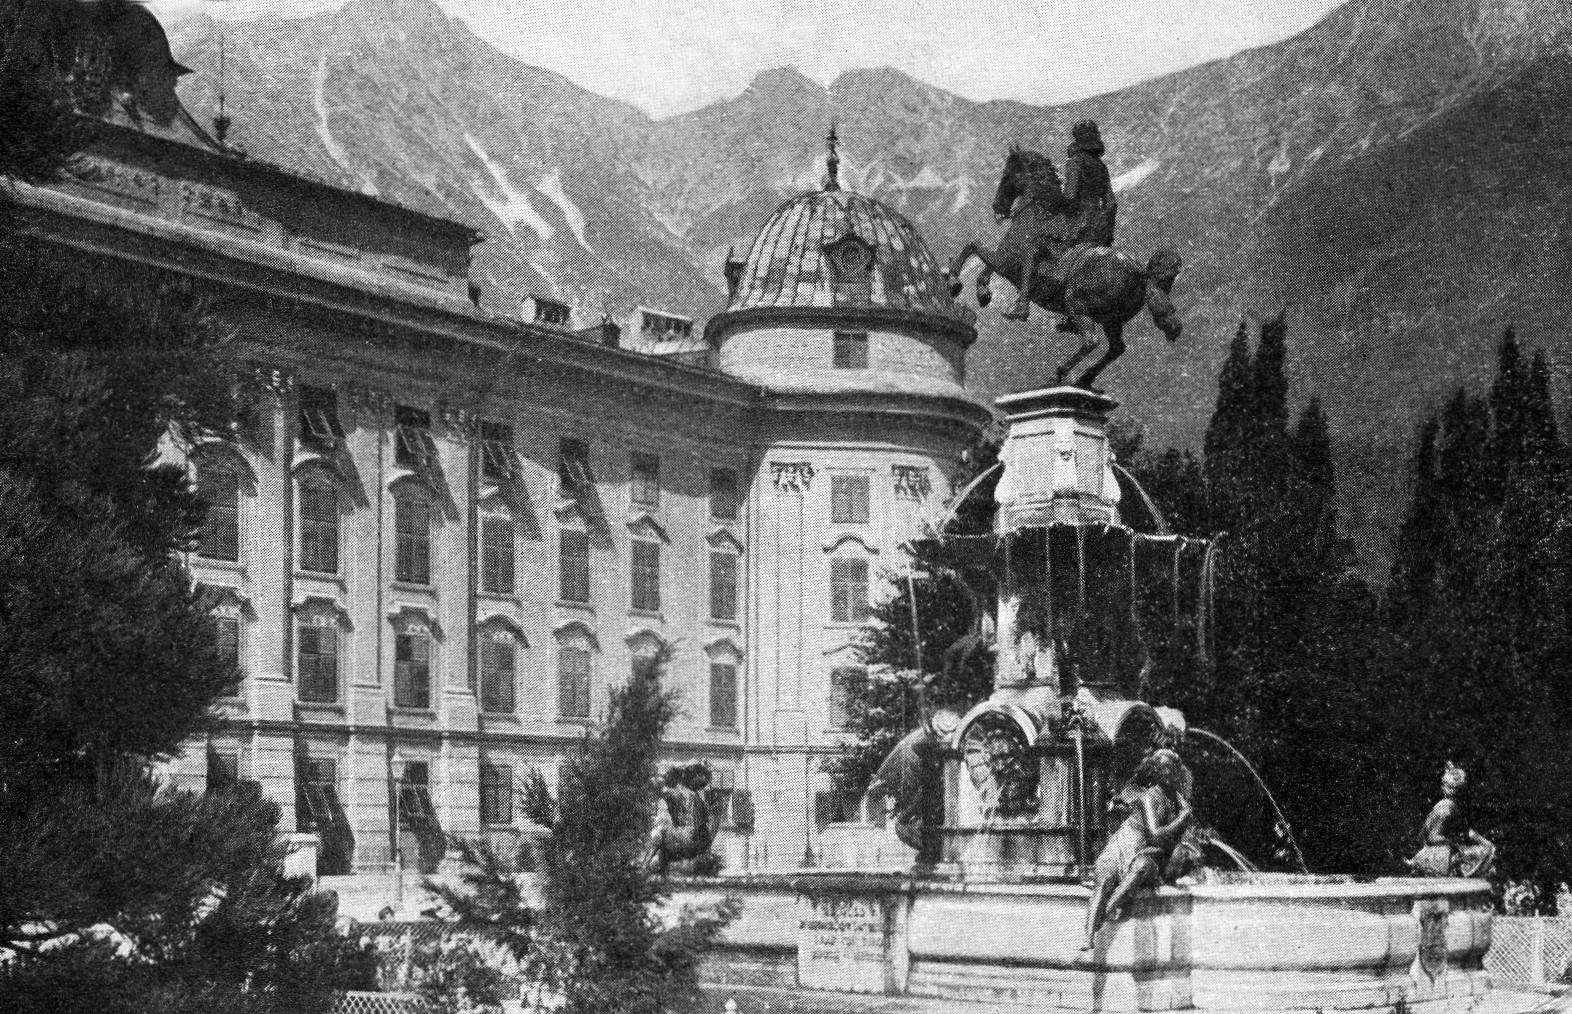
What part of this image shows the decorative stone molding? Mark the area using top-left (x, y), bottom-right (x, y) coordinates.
top-left (771, 461), bottom-right (815, 494)
top-left (437, 405), bottom-right (475, 442)
top-left (891, 464), bottom-right (932, 501)
top-left (342, 384), bottom-right (393, 423)
top-left (71, 157), bottom-right (161, 207)
top-left (180, 182), bottom-right (264, 233)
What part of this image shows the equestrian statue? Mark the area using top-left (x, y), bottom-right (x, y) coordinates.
top-left (945, 121), bottom-right (1183, 389)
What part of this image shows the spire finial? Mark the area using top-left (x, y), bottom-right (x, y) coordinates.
top-left (823, 123), bottom-right (840, 192)
top-left (213, 34), bottom-right (232, 149)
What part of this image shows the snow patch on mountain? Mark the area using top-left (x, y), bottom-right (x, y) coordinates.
top-left (464, 134), bottom-right (553, 241)
top-left (312, 54), bottom-right (379, 197)
top-left (535, 169), bottom-right (591, 252)
top-left (1112, 158), bottom-right (1161, 193)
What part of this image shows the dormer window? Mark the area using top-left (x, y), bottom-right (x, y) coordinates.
top-left (525, 295), bottom-right (572, 327)
top-left (558, 437), bottom-right (594, 495)
top-left (394, 405), bottom-right (434, 469)
top-left (823, 232), bottom-right (875, 305)
top-left (298, 385), bottom-right (344, 451)
top-left (639, 309), bottom-right (693, 339)
top-left (833, 331), bottom-right (869, 370)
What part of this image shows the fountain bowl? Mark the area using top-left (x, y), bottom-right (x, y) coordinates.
top-left (670, 870), bottom-right (1492, 1013)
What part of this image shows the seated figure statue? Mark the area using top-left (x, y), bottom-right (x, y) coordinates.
top-left (644, 762), bottom-right (714, 874)
top-left (1406, 761), bottom-right (1495, 878)
top-left (1082, 748), bottom-right (1194, 951)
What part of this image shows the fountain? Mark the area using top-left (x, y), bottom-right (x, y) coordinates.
top-left (672, 384), bottom-right (1495, 1013)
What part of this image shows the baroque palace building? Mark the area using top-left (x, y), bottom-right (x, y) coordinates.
top-left (18, 6), bottom-right (991, 877)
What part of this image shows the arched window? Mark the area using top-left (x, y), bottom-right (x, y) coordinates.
top-left (394, 488), bottom-right (432, 585)
top-left (196, 461), bottom-right (240, 562)
top-left (555, 624), bottom-right (597, 719)
top-left (299, 477), bottom-right (340, 574)
top-left (479, 624), bottom-right (520, 714)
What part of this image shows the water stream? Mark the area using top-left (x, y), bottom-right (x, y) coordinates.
top-left (1188, 727), bottom-right (1310, 875)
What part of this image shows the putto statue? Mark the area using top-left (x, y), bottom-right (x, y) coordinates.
top-left (1406, 761), bottom-right (1496, 878)
top-left (644, 762), bottom-right (716, 873)
top-left (945, 122), bottom-right (1182, 389)
top-left (1082, 748), bottom-right (1195, 951)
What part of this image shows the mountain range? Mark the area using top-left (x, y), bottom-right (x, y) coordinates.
top-left (163, 0), bottom-right (1572, 568)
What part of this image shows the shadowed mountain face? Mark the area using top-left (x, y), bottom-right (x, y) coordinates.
top-left (167, 0), bottom-right (1572, 561)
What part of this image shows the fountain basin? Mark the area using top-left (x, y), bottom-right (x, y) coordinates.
top-left (670, 871), bottom-right (1492, 1012)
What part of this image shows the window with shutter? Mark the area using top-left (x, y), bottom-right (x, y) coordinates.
top-left (709, 662), bottom-right (738, 729)
top-left (394, 494), bottom-right (432, 584)
top-left (709, 467), bottom-right (739, 521)
top-left (478, 420), bottom-right (516, 483)
top-left (559, 529), bottom-right (591, 603)
top-left (297, 623), bottom-right (338, 703)
top-left (215, 615), bottom-right (241, 697)
top-left (298, 385), bottom-right (344, 451)
top-left (558, 646), bottom-right (592, 718)
top-left (830, 475), bottom-right (870, 524)
top-left (394, 632), bottom-right (431, 709)
top-left (830, 558), bottom-right (870, 622)
top-left (631, 540), bottom-right (661, 613)
top-left (709, 552), bottom-right (738, 620)
top-left (394, 405), bottom-right (434, 469)
top-left (828, 666), bottom-right (864, 729)
top-left (480, 636), bottom-right (516, 714)
top-left (197, 463), bottom-right (240, 561)
top-left (479, 763), bottom-right (513, 824)
top-left (481, 514), bottom-right (515, 594)
top-left (630, 452), bottom-right (660, 507)
top-left (299, 480), bottom-right (339, 574)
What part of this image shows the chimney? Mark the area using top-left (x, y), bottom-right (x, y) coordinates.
top-left (599, 312), bottom-right (621, 348)
top-left (723, 246), bottom-right (747, 299)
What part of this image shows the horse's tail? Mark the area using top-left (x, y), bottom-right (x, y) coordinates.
top-left (1144, 249), bottom-right (1182, 342)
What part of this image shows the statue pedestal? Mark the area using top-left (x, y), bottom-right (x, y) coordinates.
top-left (994, 386), bottom-right (1120, 531)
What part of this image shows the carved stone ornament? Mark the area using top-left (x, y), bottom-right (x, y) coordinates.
top-left (438, 406), bottom-right (476, 441)
top-left (822, 232), bottom-right (877, 281)
top-left (343, 384), bottom-right (393, 422)
top-left (771, 461), bottom-right (815, 494)
top-left (892, 464), bottom-right (932, 501)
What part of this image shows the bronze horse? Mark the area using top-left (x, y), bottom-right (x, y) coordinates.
top-left (945, 147), bottom-right (1183, 389)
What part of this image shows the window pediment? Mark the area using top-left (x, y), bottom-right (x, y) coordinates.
top-left (625, 627), bottom-right (667, 653)
top-left (553, 619), bottom-right (599, 652)
top-left (199, 582), bottom-right (251, 617)
top-left (478, 613), bottom-right (527, 644)
top-left (292, 595), bottom-right (350, 628)
top-left (704, 636), bottom-right (744, 659)
top-left (823, 532), bottom-right (879, 555)
top-left (190, 440), bottom-right (258, 492)
top-left (387, 603), bottom-right (439, 638)
top-left (706, 528), bottom-right (745, 554)
top-left (625, 513), bottom-right (670, 544)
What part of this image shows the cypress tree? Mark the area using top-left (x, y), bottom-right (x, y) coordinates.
top-left (1203, 318), bottom-right (1254, 535)
top-left (1389, 415), bottom-right (1442, 628)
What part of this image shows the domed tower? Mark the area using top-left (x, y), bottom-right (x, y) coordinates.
top-left (716, 129), bottom-right (992, 869)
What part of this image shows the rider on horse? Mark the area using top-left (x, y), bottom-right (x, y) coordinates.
top-left (1061, 120), bottom-right (1117, 250)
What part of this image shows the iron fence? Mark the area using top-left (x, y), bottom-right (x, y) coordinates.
top-left (1488, 916), bottom-right (1572, 987)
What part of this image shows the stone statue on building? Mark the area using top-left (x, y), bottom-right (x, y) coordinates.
top-left (644, 762), bottom-right (716, 873)
top-left (1082, 748), bottom-right (1194, 950)
top-left (1406, 761), bottom-right (1495, 878)
top-left (945, 122), bottom-right (1183, 389)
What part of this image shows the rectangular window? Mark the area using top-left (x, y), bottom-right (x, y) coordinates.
top-left (709, 662), bottom-right (738, 729)
top-left (815, 790), bottom-right (850, 831)
top-left (481, 515), bottom-right (516, 594)
top-left (709, 552), bottom-right (738, 620)
top-left (558, 437), bottom-right (593, 494)
top-left (709, 467), bottom-right (739, 521)
top-left (630, 451), bottom-right (660, 507)
top-left (558, 646), bottom-right (591, 718)
top-left (197, 465), bottom-right (240, 561)
top-left (828, 666), bottom-right (864, 730)
top-left (478, 420), bottom-right (516, 484)
top-left (215, 615), bottom-right (241, 697)
top-left (395, 496), bottom-right (432, 585)
top-left (395, 405), bottom-right (434, 469)
top-left (480, 763), bottom-right (513, 825)
top-left (299, 481), bottom-right (339, 574)
top-left (830, 558), bottom-right (870, 623)
top-left (207, 749), bottom-right (239, 794)
top-left (397, 761), bottom-right (437, 829)
top-left (480, 637), bottom-right (516, 714)
top-left (297, 757), bottom-right (340, 832)
top-left (297, 623), bottom-right (338, 703)
top-left (559, 529), bottom-right (591, 603)
top-left (298, 385), bottom-right (343, 450)
top-left (394, 632), bottom-right (431, 709)
top-left (830, 475), bottom-right (870, 524)
top-left (631, 540), bottom-right (661, 613)
top-left (833, 331), bottom-right (869, 369)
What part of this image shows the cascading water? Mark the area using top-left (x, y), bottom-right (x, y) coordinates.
top-left (1187, 727), bottom-right (1309, 874)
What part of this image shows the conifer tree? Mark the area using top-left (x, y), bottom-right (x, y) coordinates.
top-left (1203, 319), bottom-right (1254, 534)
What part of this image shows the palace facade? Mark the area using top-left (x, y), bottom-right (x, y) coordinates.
top-left (16, 5), bottom-right (991, 877)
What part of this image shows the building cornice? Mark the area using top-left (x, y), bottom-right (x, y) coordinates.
top-left (703, 303), bottom-right (978, 350)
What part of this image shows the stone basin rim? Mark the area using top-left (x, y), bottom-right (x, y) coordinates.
top-left (669, 871), bottom-right (1491, 901)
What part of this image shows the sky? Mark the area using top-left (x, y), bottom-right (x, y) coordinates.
top-left (147, 0), bottom-right (1347, 119)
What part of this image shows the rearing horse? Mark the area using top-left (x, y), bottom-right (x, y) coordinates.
top-left (945, 146), bottom-right (1183, 389)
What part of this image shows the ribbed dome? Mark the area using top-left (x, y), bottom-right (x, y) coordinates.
top-left (728, 188), bottom-right (968, 321)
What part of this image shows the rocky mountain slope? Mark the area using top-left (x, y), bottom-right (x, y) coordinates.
top-left (165, 0), bottom-right (1572, 563)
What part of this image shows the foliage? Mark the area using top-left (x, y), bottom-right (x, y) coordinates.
top-left (0, 772), bottom-right (377, 1014)
top-left (0, 5), bottom-right (364, 1005)
top-left (417, 651), bottom-right (737, 1014)
top-left (825, 434), bottom-right (1001, 802)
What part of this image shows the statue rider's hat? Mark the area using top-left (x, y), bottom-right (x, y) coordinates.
top-left (1070, 120), bottom-right (1105, 157)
